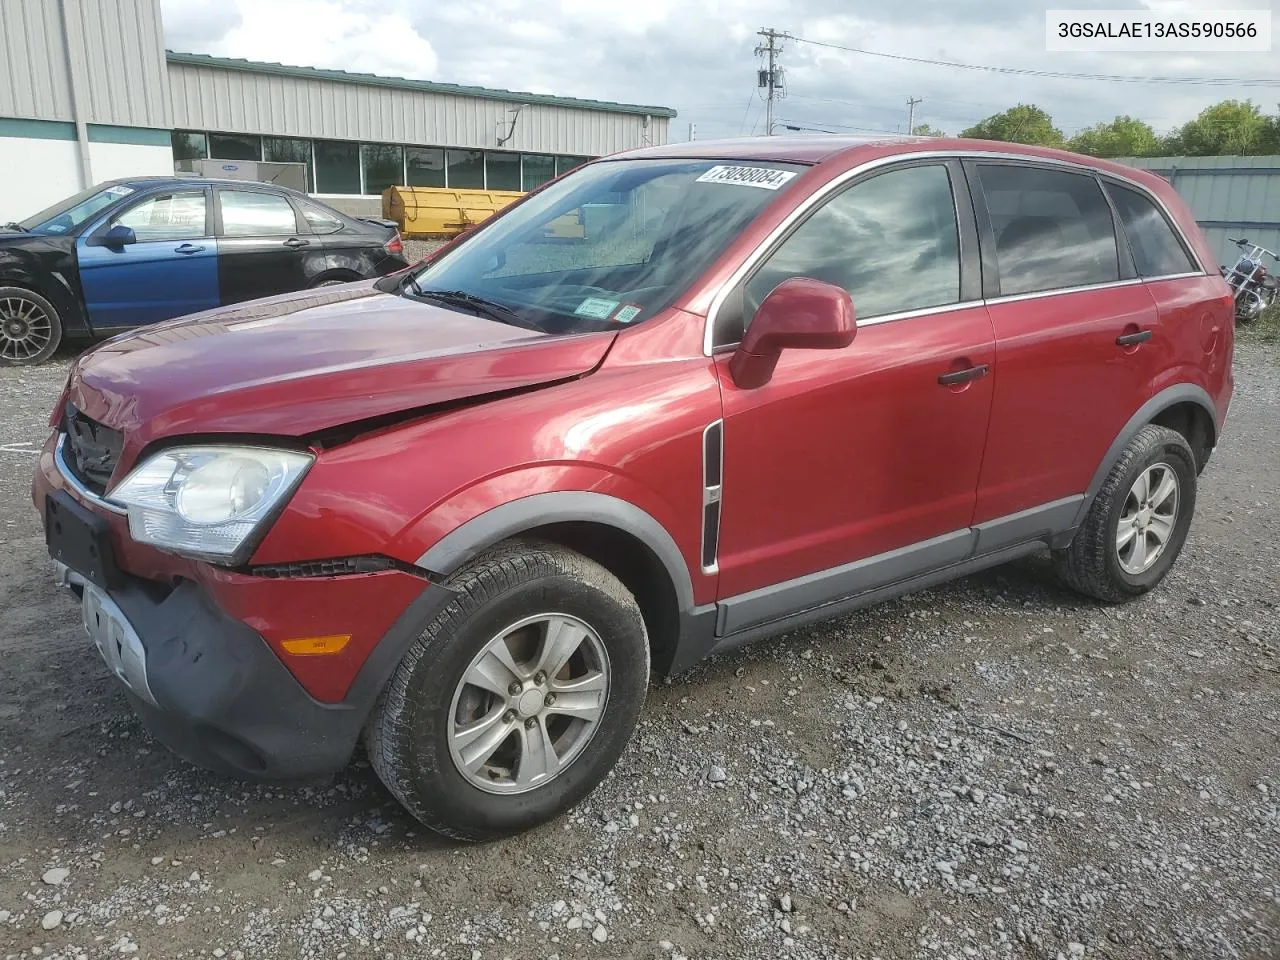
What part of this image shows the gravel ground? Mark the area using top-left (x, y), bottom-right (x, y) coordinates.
top-left (0, 335), bottom-right (1277, 960)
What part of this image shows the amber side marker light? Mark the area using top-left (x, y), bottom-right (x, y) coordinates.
top-left (281, 635), bottom-right (352, 656)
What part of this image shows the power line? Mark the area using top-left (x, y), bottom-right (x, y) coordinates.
top-left (789, 34), bottom-right (1280, 87)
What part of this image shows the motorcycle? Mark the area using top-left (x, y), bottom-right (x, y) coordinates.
top-left (1221, 237), bottom-right (1280, 324)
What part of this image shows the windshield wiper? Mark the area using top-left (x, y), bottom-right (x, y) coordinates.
top-left (2, 222), bottom-right (28, 233)
top-left (414, 288), bottom-right (545, 332)
top-left (401, 271), bottom-right (425, 297)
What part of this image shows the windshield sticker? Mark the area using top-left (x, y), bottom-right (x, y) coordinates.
top-left (103, 185), bottom-right (135, 198)
top-left (613, 304), bottom-right (643, 324)
top-left (574, 297), bottom-right (620, 319)
top-left (695, 165), bottom-right (797, 190)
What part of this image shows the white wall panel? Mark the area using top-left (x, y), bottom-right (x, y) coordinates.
top-left (0, 136), bottom-right (81, 221)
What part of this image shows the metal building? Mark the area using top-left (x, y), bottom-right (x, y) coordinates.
top-left (1119, 155), bottom-right (1280, 267)
top-left (0, 0), bottom-right (675, 220)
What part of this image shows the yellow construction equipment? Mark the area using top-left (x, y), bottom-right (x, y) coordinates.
top-left (382, 186), bottom-right (524, 238)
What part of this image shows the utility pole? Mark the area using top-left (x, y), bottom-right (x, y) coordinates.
top-left (907, 97), bottom-right (923, 136)
top-left (688, 122), bottom-right (696, 141)
top-left (755, 28), bottom-right (787, 135)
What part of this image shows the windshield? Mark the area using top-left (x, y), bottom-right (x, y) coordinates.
top-left (20, 183), bottom-right (137, 235)
top-left (397, 158), bottom-right (805, 334)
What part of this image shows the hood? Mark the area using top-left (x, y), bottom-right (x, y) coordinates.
top-left (68, 282), bottom-right (616, 450)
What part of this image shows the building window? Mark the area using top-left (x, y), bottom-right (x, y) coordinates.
top-left (362, 143), bottom-right (404, 197)
top-left (263, 137), bottom-right (314, 192)
top-left (171, 131), bottom-right (207, 162)
top-left (208, 133), bottom-right (263, 161)
top-left (406, 147), bottom-right (445, 187)
top-left (556, 156), bottom-right (590, 177)
top-left (446, 149), bottom-right (485, 189)
top-left (521, 154), bottom-right (556, 191)
top-left (314, 140), bottom-right (361, 195)
top-left (485, 151), bottom-right (521, 191)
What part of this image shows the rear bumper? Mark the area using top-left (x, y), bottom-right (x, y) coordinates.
top-left (54, 563), bottom-right (454, 780)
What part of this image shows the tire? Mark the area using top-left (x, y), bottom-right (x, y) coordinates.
top-left (1054, 424), bottom-right (1197, 603)
top-left (0, 286), bottom-right (62, 366)
top-left (366, 541), bottom-right (649, 841)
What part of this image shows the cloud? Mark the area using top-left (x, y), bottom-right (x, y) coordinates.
top-left (162, 0), bottom-right (1280, 143)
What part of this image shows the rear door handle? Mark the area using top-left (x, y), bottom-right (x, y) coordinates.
top-left (1116, 330), bottom-right (1153, 346)
top-left (937, 363), bottom-right (990, 386)
top-left (174, 243), bottom-right (205, 255)
top-left (284, 237), bottom-right (310, 249)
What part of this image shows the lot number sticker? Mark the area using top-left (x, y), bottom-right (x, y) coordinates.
top-left (574, 297), bottom-right (620, 319)
top-left (695, 165), bottom-right (797, 190)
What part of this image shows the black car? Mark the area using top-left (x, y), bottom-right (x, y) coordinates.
top-left (0, 177), bottom-right (410, 365)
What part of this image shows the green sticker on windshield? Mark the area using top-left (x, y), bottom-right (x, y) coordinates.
top-left (613, 304), bottom-right (642, 324)
top-left (574, 297), bottom-right (619, 319)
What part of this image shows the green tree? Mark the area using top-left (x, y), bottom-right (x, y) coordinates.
top-left (1067, 115), bottom-right (1159, 158)
top-left (1166, 99), bottom-right (1271, 155)
top-left (910, 123), bottom-right (946, 137)
top-left (961, 104), bottom-right (1064, 147)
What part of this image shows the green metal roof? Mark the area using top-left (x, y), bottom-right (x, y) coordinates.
top-left (165, 52), bottom-right (677, 119)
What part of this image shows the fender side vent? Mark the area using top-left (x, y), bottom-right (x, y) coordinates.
top-left (701, 420), bottom-right (724, 573)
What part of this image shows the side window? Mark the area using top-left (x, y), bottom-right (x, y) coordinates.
top-left (218, 190), bottom-right (299, 237)
top-left (743, 164), bottom-right (961, 330)
top-left (112, 193), bottom-right (207, 241)
top-left (976, 164), bottom-right (1119, 296)
top-left (1105, 182), bottom-right (1197, 278)
top-left (297, 199), bottom-right (345, 235)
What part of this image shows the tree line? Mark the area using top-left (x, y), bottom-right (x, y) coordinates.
top-left (915, 99), bottom-right (1280, 158)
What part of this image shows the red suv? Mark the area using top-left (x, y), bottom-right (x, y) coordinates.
top-left (34, 137), bottom-right (1233, 840)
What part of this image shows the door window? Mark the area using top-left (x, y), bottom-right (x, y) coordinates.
top-left (1105, 182), bottom-right (1197, 278)
top-left (218, 191), bottom-right (299, 237)
top-left (743, 164), bottom-right (961, 330)
top-left (976, 164), bottom-right (1120, 296)
top-left (113, 193), bottom-right (207, 241)
top-left (297, 199), bottom-right (345, 235)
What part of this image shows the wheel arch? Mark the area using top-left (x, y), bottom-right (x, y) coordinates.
top-left (416, 492), bottom-right (699, 676)
top-left (1073, 384), bottom-right (1217, 528)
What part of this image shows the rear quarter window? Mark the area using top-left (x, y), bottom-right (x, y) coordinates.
top-left (1105, 182), bottom-right (1197, 278)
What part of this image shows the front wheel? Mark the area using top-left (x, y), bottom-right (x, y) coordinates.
top-left (366, 542), bottom-right (649, 841)
top-left (1054, 424), bottom-right (1197, 602)
top-left (0, 286), bottom-right (62, 366)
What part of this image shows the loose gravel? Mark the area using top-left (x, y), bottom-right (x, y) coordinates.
top-left (0, 337), bottom-right (1276, 960)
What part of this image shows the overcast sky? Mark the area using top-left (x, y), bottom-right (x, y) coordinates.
top-left (160, 0), bottom-right (1280, 142)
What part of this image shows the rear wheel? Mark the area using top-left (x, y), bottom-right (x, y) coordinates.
top-left (366, 542), bottom-right (649, 841)
top-left (1054, 424), bottom-right (1196, 602)
top-left (0, 286), bottom-right (62, 366)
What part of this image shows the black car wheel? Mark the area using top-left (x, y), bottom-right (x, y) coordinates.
top-left (0, 286), bottom-right (62, 366)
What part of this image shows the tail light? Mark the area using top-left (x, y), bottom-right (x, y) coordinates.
top-left (384, 233), bottom-right (404, 256)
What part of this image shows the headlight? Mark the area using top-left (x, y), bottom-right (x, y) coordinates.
top-left (111, 446), bottom-right (313, 564)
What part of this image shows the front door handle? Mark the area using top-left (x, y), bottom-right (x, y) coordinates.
top-left (1116, 329), bottom-right (1153, 346)
top-left (284, 237), bottom-right (310, 249)
top-left (174, 243), bottom-right (205, 255)
top-left (938, 363), bottom-right (990, 386)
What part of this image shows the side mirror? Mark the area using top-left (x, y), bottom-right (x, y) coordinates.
top-left (728, 277), bottom-right (856, 389)
top-left (103, 224), bottom-right (136, 249)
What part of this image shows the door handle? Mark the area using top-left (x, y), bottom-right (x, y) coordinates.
top-left (174, 243), bottom-right (205, 255)
top-left (937, 363), bottom-right (990, 386)
top-left (1116, 330), bottom-right (1153, 346)
top-left (284, 237), bottom-right (310, 249)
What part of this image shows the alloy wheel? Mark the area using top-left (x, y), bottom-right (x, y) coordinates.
top-left (447, 613), bottom-right (610, 795)
top-left (1116, 462), bottom-right (1180, 575)
top-left (0, 295), bottom-right (52, 362)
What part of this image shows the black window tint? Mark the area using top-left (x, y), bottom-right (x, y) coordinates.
top-left (263, 137), bottom-right (314, 192)
top-left (977, 165), bottom-right (1119, 296)
top-left (1106, 183), bottom-right (1196, 277)
top-left (219, 191), bottom-right (298, 236)
top-left (298, 199), bottom-right (344, 235)
top-left (114, 193), bottom-right (207, 241)
top-left (208, 133), bottom-right (262, 161)
top-left (314, 140), bottom-right (361, 195)
top-left (522, 154), bottom-right (556, 190)
top-left (486, 151), bottom-right (521, 191)
top-left (362, 144), bottom-right (404, 196)
top-left (744, 164), bottom-right (960, 326)
top-left (171, 131), bottom-right (207, 162)
top-left (446, 150), bottom-right (485, 189)
top-left (406, 147), bottom-right (445, 187)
